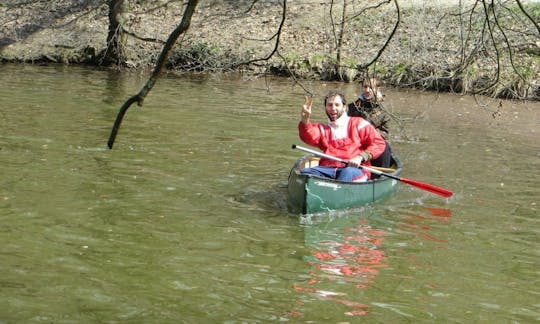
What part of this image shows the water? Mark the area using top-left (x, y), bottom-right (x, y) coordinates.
top-left (0, 64), bottom-right (538, 322)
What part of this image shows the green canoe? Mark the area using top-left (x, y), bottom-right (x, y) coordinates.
top-left (287, 154), bottom-right (403, 214)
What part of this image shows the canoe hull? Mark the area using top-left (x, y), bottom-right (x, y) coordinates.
top-left (287, 154), bottom-right (402, 214)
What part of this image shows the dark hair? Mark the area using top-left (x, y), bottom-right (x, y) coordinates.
top-left (362, 77), bottom-right (381, 88)
top-left (323, 90), bottom-right (347, 106)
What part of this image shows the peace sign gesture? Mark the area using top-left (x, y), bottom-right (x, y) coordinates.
top-left (301, 96), bottom-right (313, 125)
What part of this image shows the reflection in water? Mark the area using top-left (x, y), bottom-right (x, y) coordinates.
top-left (289, 206), bottom-right (453, 318)
top-left (291, 213), bottom-right (388, 317)
top-left (399, 206), bottom-right (452, 244)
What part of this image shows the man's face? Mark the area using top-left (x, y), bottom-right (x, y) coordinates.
top-left (362, 82), bottom-right (378, 99)
top-left (325, 95), bottom-right (346, 121)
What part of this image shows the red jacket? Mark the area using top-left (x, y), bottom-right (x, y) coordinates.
top-left (298, 116), bottom-right (386, 171)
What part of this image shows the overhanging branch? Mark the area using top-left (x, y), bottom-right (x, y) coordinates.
top-left (107, 0), bottom-right (200, 149)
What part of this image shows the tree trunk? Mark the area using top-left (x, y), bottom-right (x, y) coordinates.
top-left (103, 0), bottom-right (127, 65)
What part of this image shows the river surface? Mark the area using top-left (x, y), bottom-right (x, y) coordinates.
top-left (1, 64), bottom-right (538, 323)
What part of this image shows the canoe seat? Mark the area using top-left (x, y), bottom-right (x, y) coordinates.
top-left (300, 156), bottom-right (321, 168)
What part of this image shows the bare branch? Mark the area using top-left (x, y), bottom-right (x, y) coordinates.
top-left (358, 0), bottom-right (400, 70)
top-left (472, 0), bottom-right (501, 95)
top-left (231, 0), bottom-right (287, 67)
top-left (336, 0), bottom-right (347, 68)
top-left (345, 0), bottom-right (391, 23)
top-left (107, 0), bottom-right (200, 149)
top-left (516, 0), bottom-right (540, 35)
top-left (491, 1), bottom-right (528, 83)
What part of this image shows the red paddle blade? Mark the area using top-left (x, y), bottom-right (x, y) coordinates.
top-left (400, 177), bottom-right (454, 198)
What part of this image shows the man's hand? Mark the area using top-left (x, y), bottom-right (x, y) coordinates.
top-left (348, 156), bottom-right (364, 168)
top-left (348, 152), bottom-right (371, 168)
top-left (301, 96), bottom-right (313, 124)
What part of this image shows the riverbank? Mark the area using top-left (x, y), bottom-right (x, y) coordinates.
top-left (1, 0), bottom-right (539, 100)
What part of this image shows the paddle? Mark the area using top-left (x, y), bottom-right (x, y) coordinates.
top-left (292, 144), bottom-right (453, 198)
top-left (366, 165), bottom-right (396, 173)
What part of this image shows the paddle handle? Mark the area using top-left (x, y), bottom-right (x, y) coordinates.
top-left (292, 144), bottom-right (347, 163)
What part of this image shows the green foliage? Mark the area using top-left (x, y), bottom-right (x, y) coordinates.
top-left (372, 64), bottom-right (388, 76)
top-left (283, 52), bottom-right (301, 66)
top-left (515, 56), bottom-right (539, 79)
top-left (460, 63), bottom-right (479, 93)
top-left (298, 60), bottom-right (310, 70)
top-left (310, 53), bottom-right (327, 62)
top-left (508, 2), bottom-right (540, 19)
top-left (169, 42), bottom-right (222, 71)
top-left (390, 63), bottom-right (413, 84)
top-left (343, 58), bottom-right (357, 69)
top-left (392, 63), bottom-right (408, 75)
top-left (309, 53), bottom-right (330, 68)
top-left (398, 37), bottom-right (410, 46)
top-left (528, 3), bottom-right (540, 18)
top-left (281, 52), bottom-right (314, 71)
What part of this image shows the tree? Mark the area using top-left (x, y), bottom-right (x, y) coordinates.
top-left (321, 0), bottom-right (538, 98)
top-left (106, 0), bottom-right (538, 147)
top-left (450, 0), bottom-right (540, 98)
top-left (328, 0), bottom-right (400, 81)
top-left (107, 0), bottom-right (293, 147)
top-left (107, 0), bottom-right (200, 148)
top-left (101, 0), bottom-right (128, 65)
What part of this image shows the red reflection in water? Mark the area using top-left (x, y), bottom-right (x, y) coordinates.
top-left (289, 218), bottom-right (387, 317)
top-left (402, 207), bottom-right (453, 243)
top-left (287, 206), bottom-right (453, 318)
top-left (424, 207), bottom-right (452, 217)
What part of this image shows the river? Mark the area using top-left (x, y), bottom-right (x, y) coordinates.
top-left (1, 64), bottom-right (538, 322)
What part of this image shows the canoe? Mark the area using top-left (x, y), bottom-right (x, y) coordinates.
top-left (287, 153), bottom-right (403, 214)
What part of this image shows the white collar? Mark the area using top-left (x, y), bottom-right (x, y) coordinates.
top-left (328, 114), bottom-right (350, 139)
top-left (328, 113), bottom-right (350, 129)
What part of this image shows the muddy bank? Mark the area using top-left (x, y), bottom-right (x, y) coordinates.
top-left (1, 0), bottom-right (539, 100)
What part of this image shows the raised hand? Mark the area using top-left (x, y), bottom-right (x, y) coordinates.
top-left (301, 96), bottom-right (313, 124)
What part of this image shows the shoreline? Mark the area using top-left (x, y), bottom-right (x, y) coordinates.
top-left (1, 0), bottom-right (538, 101)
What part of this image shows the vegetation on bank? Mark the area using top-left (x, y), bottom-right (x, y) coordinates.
top-left (1, 0), bottom-right (539, 101)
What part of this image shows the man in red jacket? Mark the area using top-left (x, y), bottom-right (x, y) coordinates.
top-left (298, 90), bottom-right (386, 182)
